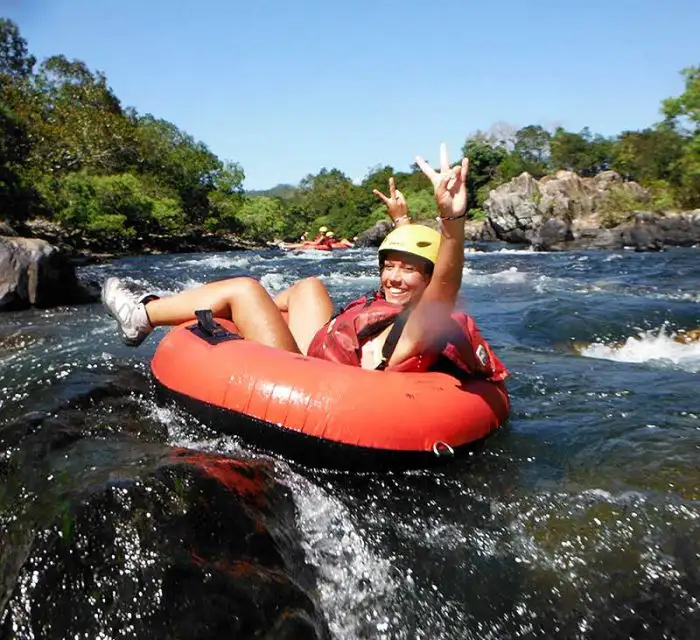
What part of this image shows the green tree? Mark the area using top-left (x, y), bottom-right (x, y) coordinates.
top-left (360, 165), bottom-right (395, 195)
top-left (56, 172), bottom-right (185, 238)
top-left (135, 115), bottom-right (224, 223)
top-left (550, 127), bottom-right (614, 176)
top-left (0, 19), bottom-right (38, 219)
top-left (510, 125), bottom-right (551, 177)
top-left (612, 126), bottom-right (685, 184)
top-left (207, 161), bottom-right (245, 231)
top-left (30, 55), bottom-right (139, 177)
top-left (662, 66), bottom-right (700, 207)
top-left (0, 101), bottom-right (34, 220)
top-left (461, 132), bottom-right (508, 207)
top-left (237, 196), bottom-right (284, 240)
top-left (0, 18), bottom-right (35, 79)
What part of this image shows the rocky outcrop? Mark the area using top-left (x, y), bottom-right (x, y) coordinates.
top-left (482, 170), bottom-right (700, 250)
top-left (0, 236), bottom-right (99, 311)
top-left (483, 173), bottom-right (543, 243)
top-left (483, 170), bottom-right (649, 245)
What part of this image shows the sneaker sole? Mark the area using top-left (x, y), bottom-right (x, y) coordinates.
top-left (101, 278), bottom-right (149, 347)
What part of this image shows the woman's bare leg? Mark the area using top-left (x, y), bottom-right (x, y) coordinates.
top-left (273, 277), bottom-right (334, 354)
top-left (146, 277), bottom-right (300, 352)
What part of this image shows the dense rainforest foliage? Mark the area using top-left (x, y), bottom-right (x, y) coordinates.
top-left (1, 19), bottom-right (698, 246)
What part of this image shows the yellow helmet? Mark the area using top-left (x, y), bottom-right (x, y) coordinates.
top-left (378, 224), bottom-right (441, 266)
top-left (326, 231), bottom-right (335, 237)
top-left (319, 226), bottom-right (328, 233)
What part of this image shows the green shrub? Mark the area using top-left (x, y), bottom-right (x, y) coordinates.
top-left (237, 196), bottom-right (285, 240)
top-left (55, 171), bottom-right (189, 237)
top-left (598, 186), bottom-right (645, 228)
top-left (405, 190), bottom-right (438, 221)
top-left (645, 180), bottom-right (677, 211)
top-left (151, 197), bottom-right (185, 232)
top-left (86, 213), bottom-right (133, 238)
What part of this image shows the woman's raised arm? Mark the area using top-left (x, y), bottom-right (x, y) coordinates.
top-left (388, 143), bottom-right (469, 365)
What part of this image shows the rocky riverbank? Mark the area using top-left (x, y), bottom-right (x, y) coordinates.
top-left (0, 219), bottom-right (265, 311)
top-left (10, 219), bottom-right (265, 264)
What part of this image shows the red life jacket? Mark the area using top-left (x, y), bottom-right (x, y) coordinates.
top-left (306, 292), bottom-right (509, 382)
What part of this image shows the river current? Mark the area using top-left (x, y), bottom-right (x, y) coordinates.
top-left (1, 244), bottom-right (699, 639)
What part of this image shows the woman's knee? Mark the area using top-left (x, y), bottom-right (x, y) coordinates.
top-left (293, 277), bottom-right (330, 298)
top-left (221, 276), bottom-right (267, 299)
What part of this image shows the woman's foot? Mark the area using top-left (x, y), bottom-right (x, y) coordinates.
top-left (101, 277), bottom-right (155, 346)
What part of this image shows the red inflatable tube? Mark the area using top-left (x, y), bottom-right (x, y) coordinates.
top-left (280, 242), bottom-right (332, 251)
top-left (151, 318), bottom-right (510, 470)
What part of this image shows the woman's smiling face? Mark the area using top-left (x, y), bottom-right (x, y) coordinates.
top-left (380, 250), bottom-right (432, 306)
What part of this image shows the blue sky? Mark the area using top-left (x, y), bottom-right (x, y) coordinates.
top-left (5, 0), bottom-right (699, 189)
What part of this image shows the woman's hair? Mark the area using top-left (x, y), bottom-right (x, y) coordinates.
top-left (379, 252), bottom-right (434, 277)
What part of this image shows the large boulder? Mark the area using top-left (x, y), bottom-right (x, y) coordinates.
top-left (0, 371), bottom-right (330, 639)
top-left (0, 236), bottom-right (99, 311)
top-left (531, 217), bottom-right (574, 251)
top-left (463, 218), bottom-right (487, 241)
top-left (0, 220), bottom-right (18, 236)
top-left (354, 220), bottom-right (393, 247)
top-left (539, 170), bottom-right (593, 219)
top-left (483, 173), bottom-right (543, 243)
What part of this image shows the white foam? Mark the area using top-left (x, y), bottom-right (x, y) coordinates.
top-left (259, 271), bottom-right (291, 293)
top-left (319, 271), bottom-right (377, 287)
top-left (180, 254), bottom-right (252, 270)
top-left (465, 266), bottom-right (529, 286)
top-left (281, 472), bottom-right (399, 640)
top-left (580, 327), bottom-right (700, 373)
top-left (488, 248), bottom-right (538, 255)
top-left (286, 249), bottom-right (334, 260)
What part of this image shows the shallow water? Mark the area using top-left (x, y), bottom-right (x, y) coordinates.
top-left (1, 244), bottom-right (699, 638)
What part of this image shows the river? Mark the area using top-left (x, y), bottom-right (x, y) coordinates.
top-left (1, 244), bottom-right (699, 639)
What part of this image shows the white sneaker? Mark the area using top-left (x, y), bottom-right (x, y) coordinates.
top-left (101, 277), bottom-right (156, 346)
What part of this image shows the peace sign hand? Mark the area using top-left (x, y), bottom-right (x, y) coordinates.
top-left (373, 177), bottom-right (410, 226)
top-left (415, 143), bottom-right (469, 219)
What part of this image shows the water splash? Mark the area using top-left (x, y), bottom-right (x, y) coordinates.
top-left (579, 326), bottom-right (700, 372)
top-left (180, 254), bottom-right (253, 270)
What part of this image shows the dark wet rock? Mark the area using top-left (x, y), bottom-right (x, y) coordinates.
top-left (648, 209), bottom-right (700, 247)
top-left (0, 372), bottom-right (330, 640)
top-left (0, 221), bottom-right (17, 236)
top-left (0, 236), bottom-right (100, 311)
top-left (1, 448), bottom-right (328, 639)
top-left (354, 220), bottom-right (392, 247)
top-left (539, 211), bottom-right (700, 252)
top-left (532, 218), bottom-right (574, 251)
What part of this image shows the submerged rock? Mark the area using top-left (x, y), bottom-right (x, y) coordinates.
top-left (0, 372), bottom-right (329, 639)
